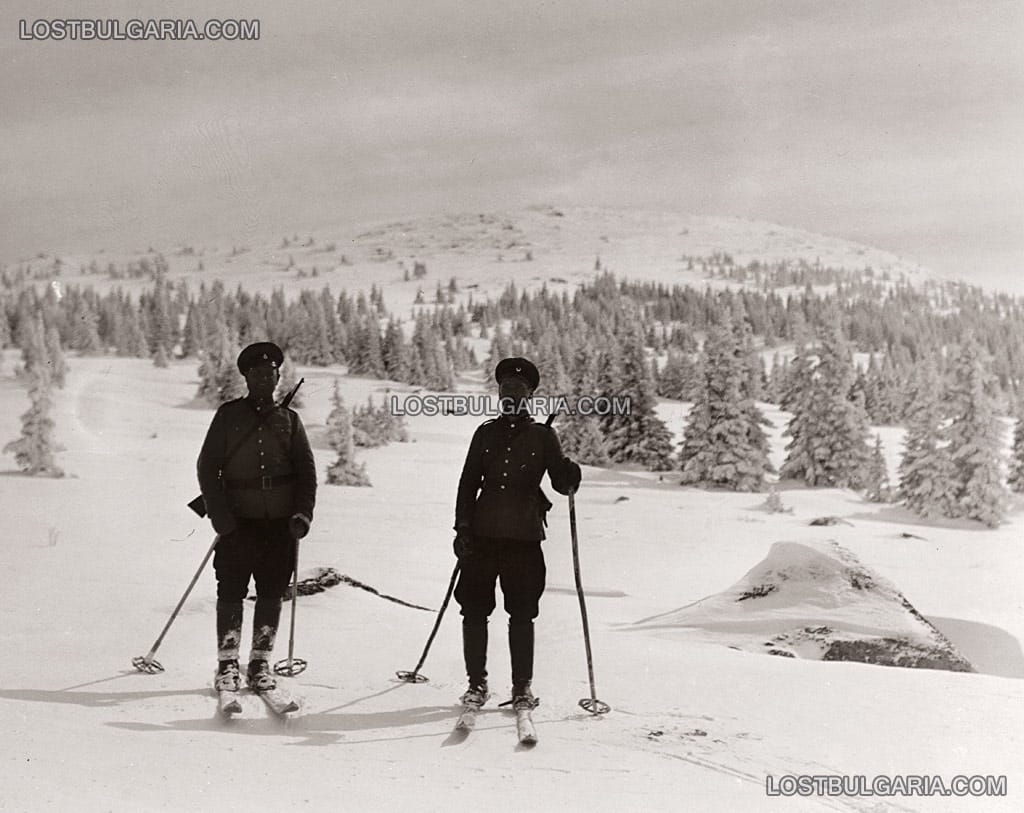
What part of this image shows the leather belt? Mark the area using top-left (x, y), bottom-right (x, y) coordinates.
top-left (224, 473), bottom-right (294, 490)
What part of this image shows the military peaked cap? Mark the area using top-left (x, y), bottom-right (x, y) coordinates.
top-left (495, 356), bottom-right (540, 390)
top-left (237, 341), bottom-right (284, 374)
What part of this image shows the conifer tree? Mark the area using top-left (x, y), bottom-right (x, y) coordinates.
top-left (286, 293), bottom-right (333, 365)
top-left (4, 369), bottom-right (64, 477)
top-left (863, 434), bottom-right (893, 503)
top-left (0, 305), bottom-right (11, 348)
top-left (559, 343), bottom-right (610, 466)
top-left (898, 359), bottom-right (957, 518)
top-left (121, 303), bottom-right (149, 358)
top-left (69, 295), bottom-right (104, 354)
top-left (534, 327), bottom-right (571, 397)
top-left (656, 350), bottom-right (702, 401)
top-left (17, 313), bottom-right (49, 380)
top-left (325, 380), bottom-right (371, 486)
top-left (874, 354), bottom-right (905, 425)
top-left (1007, 405), bottom-right (1024, 493)
top-left (780, 326), bottom-right (871, 488)
top-left (196, 323), bottom-right (245, 406)
top-left (765, 352), bottom-right (788, 404)
top-left (44, 326), bottom-right (68, 387)
top-left (145, 273), bottom-right (178, 354)
top-left (603, 327), bottom-right (675, 470)
top-left (352, 396), bottom-right (408, 447)
top-left (382, 318), bottom-right (410, 382)
top-left (152, 343), bottom-right (170, 368)
top-left (942, 338), bottom-right (1007, 526)
top-left (679, 319), bottom-right (773, 490)
top-left (351, 316), bottom-right (385, 378)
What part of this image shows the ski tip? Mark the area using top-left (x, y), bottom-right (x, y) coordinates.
top-left (217, 691), bottom-right (243, 716)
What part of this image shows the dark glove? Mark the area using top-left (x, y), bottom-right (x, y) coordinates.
top-left (211, 513), bottom-right (237, 537)
top-left (289, 513), bottom-right (311, 539)
top-left (453, 529), bottom-right (474, 560)
top-left (564, 460), bottom-right (582, 493)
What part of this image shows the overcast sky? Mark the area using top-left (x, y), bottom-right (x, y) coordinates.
top-left (2, 0), bottom-right (1021, 289)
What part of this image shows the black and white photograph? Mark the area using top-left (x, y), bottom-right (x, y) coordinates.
top-left (1, 1), bottom-right (1021, 811)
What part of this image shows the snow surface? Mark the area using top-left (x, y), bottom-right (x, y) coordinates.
top-left (1, 352), bottom-right (1022, 813)
top-left (0, 210), bottom-right (1019, 812)
top-left (633, 540), bottom-right (972, 669)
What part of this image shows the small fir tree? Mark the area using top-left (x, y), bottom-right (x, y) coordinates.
top-left (4, 369), bottom-right (64, 477)
top-left (1007, 408), bottom-right (1024, 493)
top-left (863, 434), bottom-right (893, 503)
top-left (324, 380), bottom-right (371, 486)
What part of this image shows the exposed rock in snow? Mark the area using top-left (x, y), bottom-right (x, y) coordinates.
top-left (633, 540), bottom-right (974, 672)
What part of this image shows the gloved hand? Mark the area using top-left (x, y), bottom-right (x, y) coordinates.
top-left (453, 529), bottom-right (474, 560)
top-left (564, 459), bottom-right (582, 493)
top-left (289, 513), bottom-right (311, 540)
top-left (212, 513), bottom-right (237, 537)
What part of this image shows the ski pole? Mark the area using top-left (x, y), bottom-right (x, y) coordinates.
top-left (274, 532), bottom-right (308, 676)
top-left (569, 490), bottom-right (610, 715)
top-left (396, 562), bottom-right (461, 683)
top-left (133, 534), bottom-right (220, 674)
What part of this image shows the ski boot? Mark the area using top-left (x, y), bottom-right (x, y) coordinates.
top-left (459, 680), bottom-right (490, 709)
top-left (214, 659), bottom-right (241, 692)
top-left (246, 659), bottom-right (278, 692)
top-left (511, 681), bottom-right (539, 711)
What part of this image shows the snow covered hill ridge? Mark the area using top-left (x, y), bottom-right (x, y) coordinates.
top-left (347, 205), bottom-right (931, 278)
top-left (9, 204), bottom-right (934, 298)
top-left (633, 540), bottom-right (974, 673)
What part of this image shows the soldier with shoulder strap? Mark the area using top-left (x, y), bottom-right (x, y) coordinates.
top-left (196, 342), bottom-right (317, 693)
top-left (451, 357), bottom-right (582, 712)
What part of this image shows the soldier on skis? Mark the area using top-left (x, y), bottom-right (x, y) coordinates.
top-left (197, 342), bottom-right (316, 693)
top-left (452, 357), bottom-right (582, 712)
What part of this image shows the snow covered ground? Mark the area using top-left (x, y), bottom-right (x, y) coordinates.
top-left (1, 350), bottom-right (1022, 813)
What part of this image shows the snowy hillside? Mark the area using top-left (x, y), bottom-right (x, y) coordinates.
top-left (1, 353), bottom-right (1021, 812)
top-left (11, 205), bottom-right (934, 311)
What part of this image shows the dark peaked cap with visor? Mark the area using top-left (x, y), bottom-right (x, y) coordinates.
top-left (495, 357), bottom-right (540, 391)
top-left (236, 342), bottom-right (284, 375)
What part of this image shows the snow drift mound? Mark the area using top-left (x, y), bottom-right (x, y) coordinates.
top-left (633, 541), bottom-right (973, 672)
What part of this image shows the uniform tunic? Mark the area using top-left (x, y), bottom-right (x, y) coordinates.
top-left (197, 397), bottom-right (316, 534)
top-left (455, 414), bottom-right (578, 541)
top-left (454, 413), bottom-right (580, 631)
top-left (197, 395), bottom-right (317, 652)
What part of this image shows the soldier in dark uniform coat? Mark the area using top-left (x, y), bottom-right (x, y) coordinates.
top-left (197, 342), bottom-right (316, 692)
top-left (453, 357), bottom-right (582, 709)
